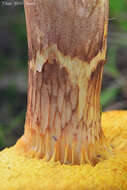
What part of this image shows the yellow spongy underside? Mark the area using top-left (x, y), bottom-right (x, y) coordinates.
top-left (0, 111), bottom-right (127, 190)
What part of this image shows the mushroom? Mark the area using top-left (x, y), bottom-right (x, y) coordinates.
top-left (1, 0), bottom-right (127, 189)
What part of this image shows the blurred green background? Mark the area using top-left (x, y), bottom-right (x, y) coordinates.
top-left (0, 0), bottom-right (127, 150)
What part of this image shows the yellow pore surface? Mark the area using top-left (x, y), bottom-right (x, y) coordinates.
top-left (0, 111), bottom-right (127, 190)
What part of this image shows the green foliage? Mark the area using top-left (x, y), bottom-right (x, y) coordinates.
top-left (0, 110), bottom-right (25, 150)
top-left (101, 0), bottom-right (127, 108)
top-left (110, 0), bottom-right (126, 15)
top-left (101, 86), bottom-right (121, 106)
top-left (110, 0), bottom-right (127, 31)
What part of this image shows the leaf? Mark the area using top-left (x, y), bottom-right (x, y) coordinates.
top-left (101, 86), bottom-right (120, 106)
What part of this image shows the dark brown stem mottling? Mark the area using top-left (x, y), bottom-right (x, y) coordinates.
top-left (16, 0), bottom-right (109, 165)
top-left (24, 0), bottom-right (108, 62)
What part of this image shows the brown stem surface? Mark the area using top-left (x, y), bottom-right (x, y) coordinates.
top-left (16, 0), bottom-right (109, 165)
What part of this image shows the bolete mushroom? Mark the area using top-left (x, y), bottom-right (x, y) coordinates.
top-left (1, 0), bottom-right (127, 189)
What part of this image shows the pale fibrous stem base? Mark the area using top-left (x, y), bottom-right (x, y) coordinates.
top-left (16, 47), bottom-right (109, 165)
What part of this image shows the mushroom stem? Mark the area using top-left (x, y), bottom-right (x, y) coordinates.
top-left (16, 0), bottom-right (109, 165)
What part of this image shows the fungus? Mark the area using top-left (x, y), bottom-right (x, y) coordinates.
top-left (1, 0), bottom-right (127, 189)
